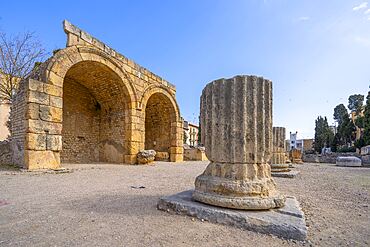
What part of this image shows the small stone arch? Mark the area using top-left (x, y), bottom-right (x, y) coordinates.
top-left (141, 86), bottom-right (183, 162)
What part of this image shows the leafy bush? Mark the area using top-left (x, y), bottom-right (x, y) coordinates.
top-left (336, 146), bottom-right (356, 153)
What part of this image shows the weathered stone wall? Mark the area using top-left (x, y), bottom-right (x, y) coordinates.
top-left (0, 103), bottom-right (10, 141)
top-left (184, 147), bottom-right (208, 161)
top-left (7, 20), bottom-right (183, 169)
top-left (0, 140), bottom-right (12, 165)
top-left (61, 79), bottom-right (100, 163)
top-left (145, 93), bottom-right (173, 152)
top-left (8, 80), bottom-right (27, 167)
top-left (303, 152), bottom-right (361, 164)
top-left (361, 155), bottom-right (370, 166)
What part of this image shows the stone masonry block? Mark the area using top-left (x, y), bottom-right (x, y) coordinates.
top-left (47, 70), bottom-right (64, 87)
top-left (46, 135), bottom-right (62, 151)
top-left (28, 91), bottom-right (49, 105)
top-left (40, 105), bottom-right (63, 122)
top-left (81, 31), bottom-right (93, 44)
top-left (170, 147), bottom-right (184, 154)
top-left (28, 79), bottom-right (44, 92)
top-left (26, 133), bottom-right (46, 150)
top-left (25, 103), bottom-right (40, 120)
top-left (25, 150), bottom-right (60, 170)
top-left (170, 153), bottom-right (183, 162)
top-left (44, 84), bottom-right (63, 97)
top-left (63, 20), bottom-right (80, 36)
top-left (27, 119), bottom-right (62, 135)
top-left (125, 154), bottom-right (137, 164)
top-left (171, 139), bottom-right (183, 147)
top-left (50, 96), bottom-right (63, 108)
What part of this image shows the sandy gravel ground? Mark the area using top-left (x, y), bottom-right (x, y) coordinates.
top-left (0, 162), bottom-right (369, 247)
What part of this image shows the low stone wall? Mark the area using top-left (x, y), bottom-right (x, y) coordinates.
top-left (0, 140), bottom-right (13, 165)
top-left (361, 155), bottom-right (370, 166)
top-left (184, 148), bottom-right (208, 161)
top-left (303, 153), bottom-right (361, 164)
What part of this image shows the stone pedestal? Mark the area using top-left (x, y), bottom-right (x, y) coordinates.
top-left (290, 149), bottom-right (303, 164)
top-left (193, 75), bottom-right (285, 210)
top-left (271, 127), bottom-right (290, 172)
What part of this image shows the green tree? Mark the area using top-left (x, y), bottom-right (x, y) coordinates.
top-left (314, 116), bottom-right (334, 152)
top-left (355, 116), bottom-right (365, 129)
top-left (363, 91), bottom-right (370, 145)
top-left (348, 94), bottom-right (364, 114)
top-left (333, 104), bottom-right (355, 146)
top-left (333, 104), bottom-right (348, 125)
top-left (331, 133), bottom-right (340, 152)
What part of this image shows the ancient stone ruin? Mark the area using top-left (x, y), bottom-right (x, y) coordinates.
top-left (8, 20), bottom-right (183, 170)
top-left (193, 75), bottom-right (285, 210)
top-left (271, 127), bottom-right (290, 172)
top-left (290, 149), bottom-right (303, 164)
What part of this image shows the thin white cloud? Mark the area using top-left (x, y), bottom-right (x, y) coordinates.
top-left (353, 2), bottom-right (368, 11)
top-left (298, 16), bottom-right (310, 21)
top-left (365, 8), bottom-right (370, 14)
top-left (354, 36), bottom-right (370, 46)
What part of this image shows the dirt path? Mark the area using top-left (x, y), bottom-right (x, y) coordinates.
top-left (0, 162), bottom-right (369, 247)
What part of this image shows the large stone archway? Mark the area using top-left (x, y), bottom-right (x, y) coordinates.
top-left (8, 20), bottom-right (183, 169)
top-left (62, 60), bottom-right (130, 164)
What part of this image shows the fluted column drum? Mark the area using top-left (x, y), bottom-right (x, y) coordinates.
top-left (193, 75), bottom-right (285, 210)
top-left (271, 127), bottom-right (290, 172)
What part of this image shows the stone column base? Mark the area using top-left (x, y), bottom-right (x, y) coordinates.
top-left (193, 163), bottom-right (286, 210)
top-left (271, 163), bottom-right (291, 172)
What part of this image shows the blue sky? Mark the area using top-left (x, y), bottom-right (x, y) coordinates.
top-left (1, 0), bottom-right (369, 138)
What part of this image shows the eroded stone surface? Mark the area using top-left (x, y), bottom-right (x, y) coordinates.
top-left (290, 149), bottom-right (303, 164)
top-left (137, 150), bottom-right (156, 164)
top-left (6, 20), bottom-right (184, 169)
top-left (336, 156), bottom-right (362, 167)
top-left (194, 75), bottom-right (285, 210)
top-left (158, 190), bottom-right (307, 240)
top-left (271, 127), bottom-right (290, 173)
top-left (271, 170), bottom-right (300, 178)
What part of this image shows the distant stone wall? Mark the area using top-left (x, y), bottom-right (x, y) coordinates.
top-left (0, 140), bottom-right (12, 165)
top-left (0, 103), bottom-right (10, 141)
top-left (8, 80), bottom-right (28, 167)
top-left (184, 147), bottom-right (208, 161)
top-left (303, 152), bottom-right (361, 164)
top-left (361, 155), bottom-right (370, 166)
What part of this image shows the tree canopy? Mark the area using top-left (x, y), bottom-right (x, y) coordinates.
top-left (363, 91), bottom-right (370, 145)
top-left (314, 116), bottom-right (334, 152)
top-left (348, 94), bottom-right (364, 114)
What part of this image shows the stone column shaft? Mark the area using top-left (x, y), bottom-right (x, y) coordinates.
top-left (271, 127), bottom-right (290, 172)
top-left (193, 75), bottom-right (285, 210)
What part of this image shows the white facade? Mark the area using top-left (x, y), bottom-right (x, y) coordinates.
top-left (183, 120), bottom-right (199, 147)
top-left (288, 131), bottom-right (304, 151)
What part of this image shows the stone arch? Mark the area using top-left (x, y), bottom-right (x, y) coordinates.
top-left (44, 46), bottom-right (137, 105)
top-left (141, 86), bottom-right (183, 162)
top-left (140, 86), bottom-right (180, 120)
top-left (44, 46), bottom-right (138, 164)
